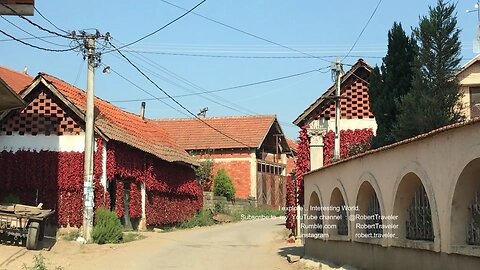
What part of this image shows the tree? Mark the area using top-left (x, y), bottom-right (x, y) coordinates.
top-left (369, 22), bottom-right (416, 147)
top-left (193, 159), bottom-right (214, 191)
top-left (213, 168), bottom-right (236, 201)
top-left (393, 0), bottom-right (464, 140)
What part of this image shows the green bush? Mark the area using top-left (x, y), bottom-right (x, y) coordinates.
top-left (91, 207), bottom-right (123, 244)
top-left (179, 210), bottom-right (214, 229)
top-left (213, 168), bottom-right (236, 201)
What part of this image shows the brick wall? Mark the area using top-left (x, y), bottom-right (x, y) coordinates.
top-left (212, 159), bottom-right (252, 199)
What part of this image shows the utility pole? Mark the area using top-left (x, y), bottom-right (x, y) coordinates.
top-left (332, 59), bottom-right (343, 160)
top-left (82, 35), bottom-right (96, 242)
top-left (74, 31), bottom-right (110, 242)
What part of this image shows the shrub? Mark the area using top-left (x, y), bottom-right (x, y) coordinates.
top-left (193, 159), bottom-right (214, 191)
top-left (213, 168), bottom-right (236, 201)
top-left (91, 207), bottom-right (123, 244)
top-left (179, 210), bottom-right (214, 228)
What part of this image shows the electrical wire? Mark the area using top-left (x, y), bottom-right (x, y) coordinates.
top-left (0, 29), bottom-right (77, 52)
top-left (104, 0), bottom-right (207, 54)
top-left (108, 42), bottom-right (252, 148)
top-left (110, 68), bottom-right (326, 102)
top-left (159, 0), bottom-right (331, 63)
top-left (33, 6), bottom-right (69, 34)
top-left (104, 64), bottom-right (191, 117)
top-left (121, 49), bottom-right (384, 59)
top-left (342, 0), bottom-right (383, 61)
top-left (0, 3), bottom-right (72, 39)
top-left (0, 35), bottom-right (59, 42)
top-left (0, 16), bottom-right (70, 47)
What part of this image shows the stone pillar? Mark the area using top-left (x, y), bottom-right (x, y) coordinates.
top-left (307, 120), bottom-right (327, 171)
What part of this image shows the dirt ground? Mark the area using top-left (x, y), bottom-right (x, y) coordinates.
top-left (0, 219), bottom-right (305, 270)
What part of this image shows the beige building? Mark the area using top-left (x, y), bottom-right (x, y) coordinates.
top-left (458, 55), bottom-right (480, 119)
top-left (303, 119), bottom-right (480, 269)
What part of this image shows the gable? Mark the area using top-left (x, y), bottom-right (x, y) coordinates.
top-left (0, 87), bottom-right (84, 136)
top-left (315, 69), bottom-right (373, 121)
top-left (293, 59), bottom-right (375, 127)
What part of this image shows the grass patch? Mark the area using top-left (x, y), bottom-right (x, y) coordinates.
top-left (154, 206), bottom-right (284, 232)
top-left (22, 254), bottom-right (63, 270)
top-left (122, 232), bottom-right (145, 243)
top-left (178, 209), bottom-right (214, 229)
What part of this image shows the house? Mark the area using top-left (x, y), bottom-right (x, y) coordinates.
top-left (293, 58), bottom-right (376, 170)
top-left (294, 58), bottom-right (376, 132)
top-left (155, 115), bottom-right (292, 208)
top-left (0, 66), bottom-right (202, 229)
top-left (457, 55), bottom-right (480, 119)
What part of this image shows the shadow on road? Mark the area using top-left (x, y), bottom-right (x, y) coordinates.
top-left (277, 245), bottom-right (304, 258)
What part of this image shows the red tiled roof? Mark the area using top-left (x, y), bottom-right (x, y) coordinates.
top-left (155, 115), bottom-right (278, 150)
top-left (286, 138), bottom-right (298, 153)
top-left (38, 74), bottom-right (197, 166)
top-left (0, 64), bottom-right (197, 166)
top-left (0, 66), bottom-right (33, 94)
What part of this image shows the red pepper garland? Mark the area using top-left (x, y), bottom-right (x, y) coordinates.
top-left (106, 142), bottom-right (202, 226)
top-left (0, 139), bottom-right (202, 228)
top-left (0, 150), bottom-right (84, 226)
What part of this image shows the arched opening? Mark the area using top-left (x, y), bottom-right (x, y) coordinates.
top-left (330, 188), bottom-right (348, 236)
top-left (451, 157), bottom-right (480, 246)
top-left (393, 172), bottom-right (434, 241)
top-left (307, 191), bottom-right (323, 234)
top-left (356, 181), bottom-right (383, 238)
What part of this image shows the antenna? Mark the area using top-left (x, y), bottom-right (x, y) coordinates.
top-left (467, 1), bottom-right (480, 53)
top-left (197, 107), bottom-right (208, 118)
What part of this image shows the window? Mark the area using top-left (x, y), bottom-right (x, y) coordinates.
top-left (469, 87), bottom-right (480, 118)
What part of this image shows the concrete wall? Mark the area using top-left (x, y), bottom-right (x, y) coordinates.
top-left (327, 118), bottom-right (377, 134)
top-left (303, 121), bottom-right (480, 269)
top-left (0, 132), bottom-right (85, 152)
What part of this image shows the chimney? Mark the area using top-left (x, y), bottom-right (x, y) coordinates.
top-left (140, 102), bottom-right (146, 120)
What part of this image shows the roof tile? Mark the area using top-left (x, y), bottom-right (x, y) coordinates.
top-left (155, 115), bottom-right (277, 150)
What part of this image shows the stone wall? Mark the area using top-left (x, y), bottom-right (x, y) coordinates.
top-left (203, 192), bottom-right (257, 212)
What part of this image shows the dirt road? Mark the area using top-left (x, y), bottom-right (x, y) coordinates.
top-left (0, 219), bottom-right (303, 270)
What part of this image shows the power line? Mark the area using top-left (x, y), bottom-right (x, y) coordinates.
top-left (121, 49), bottom-right (384, 59)
top-left (33, 6), bottom-right (69, 34)
top-left (0, 3), bottom-right (72, 39)
top-left (159, 0), bottom-right (331, 63)
top-left (0, 29), bottom-right (77, 52)
top-left (110, 68), bottom-right (326, 102)
top-left (104, 64), bottom-right (191, 117)
top-left (104, 0), bottom-right (207, 54)
top-left (108, 42), bottom-right (252, 148)
top-left (342, 0), bottom-right (383, 61)
top-left (0, 35), bottom-right (59, 42)
top-left (0, 16), bottom-right (70, 47)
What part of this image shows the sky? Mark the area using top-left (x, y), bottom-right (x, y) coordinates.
top-left (0, 0), bottom-right (478, 139)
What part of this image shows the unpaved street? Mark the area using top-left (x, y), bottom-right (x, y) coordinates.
top-left (0, 219), bottom-right (303, 270)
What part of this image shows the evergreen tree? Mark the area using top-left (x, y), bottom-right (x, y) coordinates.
top-left (393, 0), bottom-right (464, 140)
top-left (369, 22), bottom-right (415, 148)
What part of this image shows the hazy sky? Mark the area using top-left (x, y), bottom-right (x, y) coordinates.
top-left (0, 0), bottom-right (477, 138)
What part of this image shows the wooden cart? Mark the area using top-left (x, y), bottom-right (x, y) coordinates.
top-left (0, 203), bottom-right (55, 250)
